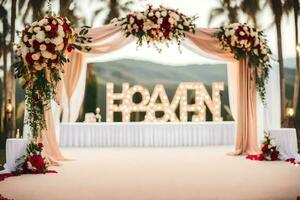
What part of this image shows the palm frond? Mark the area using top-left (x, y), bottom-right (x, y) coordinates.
top-left (208, 7), bottom-right (225, 26)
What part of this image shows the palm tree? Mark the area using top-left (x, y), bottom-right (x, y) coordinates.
top-left (18, 0), bottom-right (45, 23)
top-left (91, 0), bottom-right (134, 25)
top-left (240, 0), bottom-right (261, 27)
top-left (0, 0), bottom-right (9, 134)
top-left (283, 0), bottom-right (300, 118)
top-left (7, 0), bottom-right (17, 138)
top-left (266, 0), bottom-right (286, 126)
top-left (59, 0), bottom-right (84, 26)
top-left (208, 0), bottom-right (239, 26)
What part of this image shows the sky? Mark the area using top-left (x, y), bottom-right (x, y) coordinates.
top-left (73, 0), bottom-right (298, 66)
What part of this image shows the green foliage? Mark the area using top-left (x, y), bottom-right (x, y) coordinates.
top-left (82, 73), bottom-right (99, 117)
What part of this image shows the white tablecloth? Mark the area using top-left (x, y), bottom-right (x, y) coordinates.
top-left (0, 139), bottom-right (28, 174)
top-left (269, 128), bottom-right (300, 162)
top-left (60, 122), bottom-right (236, 147)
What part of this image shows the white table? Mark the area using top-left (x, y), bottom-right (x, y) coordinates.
top-left (0, 139), bottom-right (28, 174)
top-left (60, 122), bottom-right (236, 147)
top-left (269, 128), bottom-right (300, 162)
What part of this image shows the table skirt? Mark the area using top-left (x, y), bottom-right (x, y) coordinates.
top-left (60, 122), bottom-right (236, 147)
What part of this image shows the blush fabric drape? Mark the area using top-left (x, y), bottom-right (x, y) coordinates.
top-left (184, 28), bottom-right (260, 154)
top-left (41, 24), bottom-right (268, 161)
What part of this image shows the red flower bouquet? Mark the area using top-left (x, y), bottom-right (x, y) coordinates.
top-left (16, 141), bottom-right (48, 174)
top-left (246, 132), bottom-right (280, 161)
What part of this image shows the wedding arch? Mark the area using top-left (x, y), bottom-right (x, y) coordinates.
top-left (20, 6), bottom-right (281, 164)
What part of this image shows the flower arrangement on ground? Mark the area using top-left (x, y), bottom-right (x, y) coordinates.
top-left (214, 23), bottom-right (272, 102)
top-left (247, 131), bottom-right (279, 161)
top-left (112, 5), bottom-right (197, 52)
top-left (15, 141), bottom-right (51, 174)
top-left (13, 6), bottom-right (91, 138)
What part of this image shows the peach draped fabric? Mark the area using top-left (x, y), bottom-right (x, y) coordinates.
top-left (185, 28), bottom-right (260, 155)
top-left (43, 25), bottom-right (260, 161)
top-left (62, 24), bottom-right (133, 123)
top-left (39, 108), bottom-right (66, 165)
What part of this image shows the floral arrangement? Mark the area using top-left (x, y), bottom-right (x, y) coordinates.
top-left (112, 5), bottom-right (197, 52)
top-left (214, 23), bottom-right (272, 102)
top-left (13, 9), bottom-right (91, 138)
top-left (15, 141), bottom-right (51, 174)
top-left (247, 132), bottom-right (279, 161)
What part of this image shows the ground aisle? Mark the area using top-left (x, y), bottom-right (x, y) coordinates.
top-left (0, 146), bottom-right (299, 200)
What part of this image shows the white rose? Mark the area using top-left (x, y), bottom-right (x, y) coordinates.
top-left (45, 25), bottom-right (51, 31)
top-left (155, 11), bottom-right (161, 18)
top-left (253, 49), bottom-right (258, 55)
top-left (157, 18), bottom-right (163, 25)
top-left (136, 13), bottom-right (143, 20)
top-left (41, 50), bottom-right (52, 59)
top-left (168, 17), bottom-right (175, 25)
top-left (52, 36), bottom-right (63, 45)
top-left (261, 48), bottom-right (268, 54)
top-left (45, 38), bottom-right (51, 44)
top-left (21, 44), bottom-right (29, 58)
top-left (225, 30), bottom-right (230, 37)
top-left (57, 26), bottom-right (65, 37)
top-left (28, 39), bottom-right (33, 45)
top-left (38, 18), bottom-right (48, 26)
top-left (31, 52), bottom-right (40, 61)
top-left (178, 24), bottom-right (183, 30)
top-left (170, 12), bottom-right (179, 21)
top-left (51, 54), bottom-right (57, 60)
top-left (263, 56), bottom-right (269, 62)
top-left (36, 31), bottom-right (46, 43)
top-left (23, 35), bottom-right (28, 42)
top-left (39, 44), bottom-right (47, 51)
top-left (33, 26), bottom-right (41, 33)
top-left (161, 10), bottom-right (167, 17)
top-left (148, 12), bottom-right (154, 17)
top-left (56, 43), bottom-right (64, 51)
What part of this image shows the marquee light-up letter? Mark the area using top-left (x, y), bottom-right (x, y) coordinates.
top-left (106, 82), bottom-right (224, 122)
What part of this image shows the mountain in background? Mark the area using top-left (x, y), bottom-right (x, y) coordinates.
top-left (90, 58), bottom-right (296, 121)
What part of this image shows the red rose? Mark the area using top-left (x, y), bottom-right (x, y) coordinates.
top-left (271, 150), bottom-right (279, 161)
top-left (38, 143), bottom-right (43, 148)
top-left (49, 24), bottom-right (58, 37)
top-left (261, 144), bottom-right (269, 153)
top-left (62, 23), bottom-right (71, 33)
top-left (29, 154), bottom-right (46, 173)
top-left (67, 46), bottom-right (74, 53)
top-left (163, 30), bottom-right (170, 38)
top-left (46, 43), bottom-right (56, 53)
top-left (161, 18), bottom-right (171, 30)
top-left (25, 53), bottom-right (34, 65)
top-left (52, 57), bottom-right (59, 64)
top-left (33, 40), bottom-right (40, 50)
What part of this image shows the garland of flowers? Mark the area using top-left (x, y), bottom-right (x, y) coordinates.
top-left (112, 5), bottom-right (197, 52)
top-left (13, 8), bottom-right (91, 138)
top-left (214, 23), bottom-right (272, 102)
